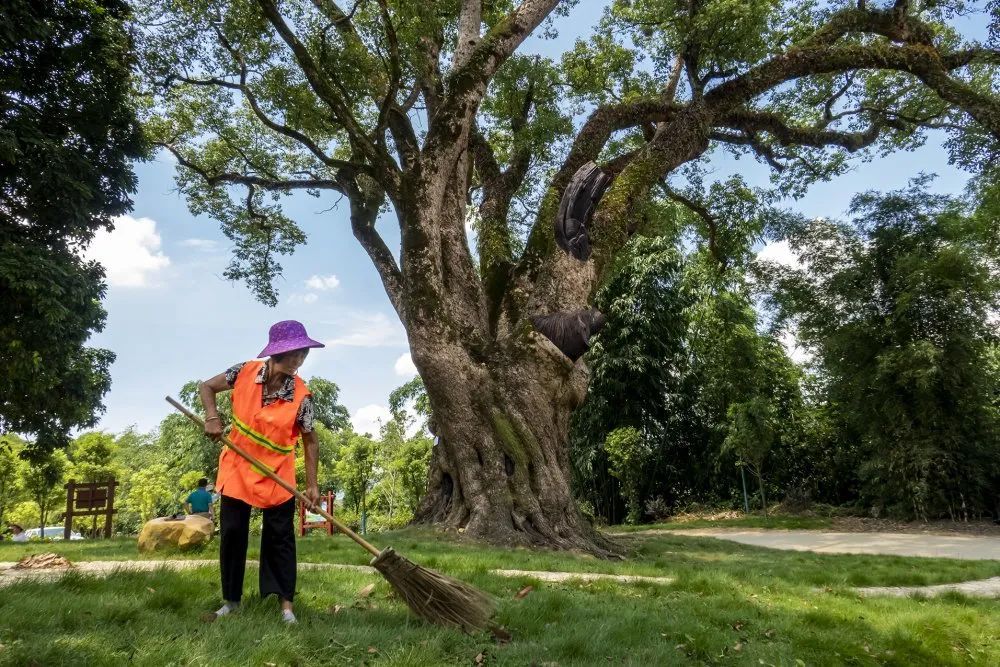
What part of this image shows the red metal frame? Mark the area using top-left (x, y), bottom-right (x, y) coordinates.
top-left (298, 492), bottom-right (336, 536)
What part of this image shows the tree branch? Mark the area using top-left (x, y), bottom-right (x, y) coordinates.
top-left (208, 28), bottom-right (372, 176)
top-left (159, 143), bottom-right (344, 193)
top-left (340, 178), bottom-right (405, 318)
top-left (545, 99), bottom-right (679, 208)
top-left (720, 109), bottom-right (893, 153)
top-left (662, 187), bottom-right (726, 269)
top-left (253, 0), bottom-right (388, 168)
top-left (705, 41), bottom-right (1000, 139)
top-left (453, 0), bottom-right (482, 70)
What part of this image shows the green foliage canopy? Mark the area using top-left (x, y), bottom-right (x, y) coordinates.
top-left (762, 178), bottom-right (1000, 519)
top-left (0, 0), bottom-right (146, 456)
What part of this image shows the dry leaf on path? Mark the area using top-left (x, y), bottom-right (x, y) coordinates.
top-left (14, 553), bottom-right (73, 570)
top-left (514, 586), bottom-right (534, 599)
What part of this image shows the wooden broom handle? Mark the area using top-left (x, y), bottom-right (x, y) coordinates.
top-left (166, 396), bottom-right (381, 557)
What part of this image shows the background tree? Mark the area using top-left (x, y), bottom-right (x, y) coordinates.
top-left (368, 417), bottom-right (433, 529)
top-left (763, 179), bottom-right (1000, 520)
top-left (21, 451), bottom-right (68, 536)
top-left (570, 233), bottom-right (695, 524)
top-left (389, 378), bottom-right (432, 432)
top-left (0, 0), bottom-right (145, 457)
top-left (68, 432), bottom-right (121, 483)
top-left (572, 177), bottom-right (806, 522)
top-left (0, 435), bottom-right (26, 530)
top-left (66, 432), bottom-right (123, 535)
top-left (602, 427), bottom-right (648, 524)
top-left (307, 377), bottom-right (351, 431)
top-left (334, 431), bottom-right (377, 521)
top-left (138, 0), bottom-right (1000, 550)
top-left (122, 463), bottom-right (176, 523)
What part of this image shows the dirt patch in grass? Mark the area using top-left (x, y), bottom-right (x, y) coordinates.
top-left (829, 516), bottom-right (1000, 537)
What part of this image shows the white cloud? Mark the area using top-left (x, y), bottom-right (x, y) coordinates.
top-left (326, 312), bottom-right (406, 348)
top-left (179, 238), bottom-right (218, 251)
top-left (351, 404), bottom-right (391, 436)
top-left (757, 240), bottom-right (802, 270)
top-left (85, 215), bottom-right (170, 287)
top-left (305, 274), bottom-right (340, 291)
top-left (287, 292), bottom-right (320, 305)
top-left (394, 352), bottom-right (417, 377)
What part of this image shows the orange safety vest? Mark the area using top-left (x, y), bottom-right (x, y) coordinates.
top-left (216, 360), bottom-right (309, 508)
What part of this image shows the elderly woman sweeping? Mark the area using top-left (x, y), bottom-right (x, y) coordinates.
top-left (199, 320), bottom-right (323, 624)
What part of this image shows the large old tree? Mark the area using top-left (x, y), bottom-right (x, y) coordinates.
top-left (139, 0), bottom-right (1000, 552)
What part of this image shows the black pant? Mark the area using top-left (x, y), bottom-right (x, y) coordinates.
top-left (219, 495), bottom-right (296, 603)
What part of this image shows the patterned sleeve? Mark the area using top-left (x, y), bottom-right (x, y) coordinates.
top-left (224, 362), bottom-right (247, 388)
top-left (297, 395), bottom-right (315, 433)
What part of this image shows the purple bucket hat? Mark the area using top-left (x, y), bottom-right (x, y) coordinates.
top-left (258, 320), bottom-right (325, 358)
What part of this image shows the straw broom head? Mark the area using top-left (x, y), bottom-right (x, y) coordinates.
top-left (371, 547), bottom-right (496, 632)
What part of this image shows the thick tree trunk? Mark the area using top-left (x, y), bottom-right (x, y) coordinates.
top-left (397, 136), bottom-right (622, 555)
top-left (411, 329), bottom-right (618, 555)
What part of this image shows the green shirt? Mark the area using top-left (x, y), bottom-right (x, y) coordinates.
top-left (186, 488), bottom-right (213, 513)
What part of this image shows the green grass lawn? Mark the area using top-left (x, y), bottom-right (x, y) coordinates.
top-left (1, 528), bottom-right (998, 665)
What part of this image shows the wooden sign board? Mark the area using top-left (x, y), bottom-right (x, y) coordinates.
top-left (64, 480), bottom-right (118, 539)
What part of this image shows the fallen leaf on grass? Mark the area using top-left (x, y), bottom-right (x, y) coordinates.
top-left (731, 622), bottom-right (745, 631)
top-left (514, 586), bottom-right (534, 599)
top-left (146, 587), bottom-right (156, 593)
top-left (367, 647), bottom-right (379, 654)
top-left (490, 626), bottom-right (512, 644)
top-left (327, 604), bottom-right (344, 615)
top-left (763, 629), bottom-right (776, 639)
top-left (475, 652), bottom-right (486, 664)
top-left (733, 643), bottom-right (744, 652)
top-left (357, 583), bottom-right (376, 598)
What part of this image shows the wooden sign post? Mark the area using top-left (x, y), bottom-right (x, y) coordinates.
top-left (64, 479), bottom-right (118, 539)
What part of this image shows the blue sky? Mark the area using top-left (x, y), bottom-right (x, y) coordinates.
top-left (85, 3), bottom-right (978, 436)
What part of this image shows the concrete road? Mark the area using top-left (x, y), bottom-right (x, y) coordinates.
top-left (671, 529), bottom-right (1000, 560)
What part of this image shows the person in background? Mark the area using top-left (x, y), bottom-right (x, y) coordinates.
top-left (9, 524), bottom-right (27, 542)
top-left (185, 478), bottom-right (214, 519)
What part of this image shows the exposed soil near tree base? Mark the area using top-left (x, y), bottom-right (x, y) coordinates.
top-left (828, 517), bottom-right (1000, 537)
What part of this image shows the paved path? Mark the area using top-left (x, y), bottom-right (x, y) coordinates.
top-left (854, 577), bottom-right (1000, 598)
top-left (0, 560), bottom-right (370, 587)
top-left (0, 560), bottom-right (672, 588)
top-left (492, 569), bottom-right (673, 584)
top-left (669, 529), bottom-right (1000, 561)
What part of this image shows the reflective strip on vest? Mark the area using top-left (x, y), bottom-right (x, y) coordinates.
top-left (232, 414), bottom-right (294, 454)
